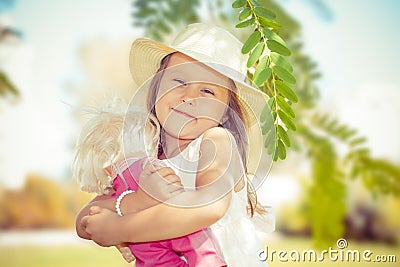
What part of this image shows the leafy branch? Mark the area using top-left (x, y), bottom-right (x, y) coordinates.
top-left (232, 0), bottom-right (298, 161)
top-left (133, 0), bottom-right (200, 41)
top-left (298, 124), bottom-right (347, 247)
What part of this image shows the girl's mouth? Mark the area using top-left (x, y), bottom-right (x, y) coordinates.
top-left (172, 108), bottom-right (196, 119)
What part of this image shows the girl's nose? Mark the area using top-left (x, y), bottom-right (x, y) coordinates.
top-left (181, 84), bottom-right (198, 105)
top-left (181, 96), bottom-right (194, 105)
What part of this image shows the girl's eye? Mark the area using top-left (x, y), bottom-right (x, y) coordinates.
top-left (173, 79), bottom-right (187, 86)
top-left (202, 88), bottom-right (215, 95)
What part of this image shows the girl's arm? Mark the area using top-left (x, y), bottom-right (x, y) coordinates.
top-left (81, 127), bottom-right (243, 246)
top-left (82, 192), bottom-right (231, 246)
top-left (76, 191), bottom-right (149, 239)
top-left (75, 194), bottom-right (115, 240)
top-left (76, 165), bottom-right (184, 239)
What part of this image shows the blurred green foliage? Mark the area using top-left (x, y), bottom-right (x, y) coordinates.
top-left (132, 0), bottom-right (200, 41)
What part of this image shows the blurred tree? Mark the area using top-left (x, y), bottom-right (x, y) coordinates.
top-left (131, 0), bottom-right (400, 247)
top-left (0, 174), bottom-right (83, 229)
top-left (0, 0), bottom-right (20, 99)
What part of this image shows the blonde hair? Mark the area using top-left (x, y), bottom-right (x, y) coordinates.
top-left (72, 99), bottom-right (160, 194)
top-left (147, 53), bottom-right (264, 216)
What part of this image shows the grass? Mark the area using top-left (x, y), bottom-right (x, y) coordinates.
top-left (0, 236), bottom-right (398, 266)
top-left (0, 244), bottom-right (132, 267)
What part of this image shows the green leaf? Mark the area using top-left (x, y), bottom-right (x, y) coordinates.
top-left (260, 103), bottom-right (271, 123)
top-left (267, 96), bottom-right (276, 110)
top-left (277, 125), bottom-right (291, 147)
top-left (254, 68), bottom-right (271, 87)
top-left (275, 81), bottom-right (298, 103)
top-left (253, 56), bottom-right (270, 79)
top-left (277, 95), bottom-right (295, 118)
top-left (261, 107), bottom-right (275, 134)
top-left (247, 42), bottom-right (265, 68)
top-left (264, 128), bottom-right (276, 149)
top-left (235, 18), bottom-right (255, 28)
top-left (263, 28), bottom-right (286, 46)
top-left (349, 137), bottom-right (367, 147)
top-left (271, 53), bottom-right (293, 72)
top-left (239, 7), bottom-right (252, 21)
top-left (262, 117), bottom-right (274, 135)
top-left (242, 31), bottom-right (262, 54)
top-left (278, 110), bottom-right (296, 131)
top-left (262, 28), bottom-right (286, 46)
top-left (270, 141), bottom-right (277, 157)
top-left (258, 17), bottom-right (281, 29)
top-left (254, 6), bottom-right (276, 20)
top-left (266, 40), bottom-right (291, 56)
top-left (273, 147), bottom-right (279, 161)
top-left (273, 65), bottom-right (297, 84)
top-left (232, 0), bottom-right (246, 8)
top-left (277, 139), bottom-right (287, 160)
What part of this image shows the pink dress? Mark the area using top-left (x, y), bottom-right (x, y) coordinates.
top-left (111, 158), bottom-right (227, 267)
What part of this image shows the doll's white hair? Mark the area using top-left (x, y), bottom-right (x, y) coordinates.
top-left (72, 98), bottom-right (160, 194)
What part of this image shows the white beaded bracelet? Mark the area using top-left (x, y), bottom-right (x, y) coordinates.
top-left (115, 190), bottom-right (135, 217)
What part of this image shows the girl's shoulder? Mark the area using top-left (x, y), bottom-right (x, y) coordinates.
top-left (183, 127), bottom-right (234, 159)
top-left (201, 127), bottom-right (235, 144)
top-left (181, 127), bottom-right (234, 154)
top-left (199, 127), bottom-right (238, 157)
top-left (198, 127), bottom-right (242, 173)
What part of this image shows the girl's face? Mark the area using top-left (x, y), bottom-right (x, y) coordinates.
top-left (154, 53), bottom-right (230, 141)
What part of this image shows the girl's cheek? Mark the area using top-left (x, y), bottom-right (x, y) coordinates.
top-left (198, 99), bottom-right (227, 119)
top-left (158, 80), bottom-right (177, 95)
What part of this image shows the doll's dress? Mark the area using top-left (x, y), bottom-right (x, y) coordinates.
top-left (162, 130), bottom-right (275, 267)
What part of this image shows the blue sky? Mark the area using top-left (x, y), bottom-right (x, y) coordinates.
top-left (1, 0), bottom-right (399, 191)
top-left (283, 0), bottom-right (400, 159)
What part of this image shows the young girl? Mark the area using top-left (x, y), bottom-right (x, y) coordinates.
top-left (73, 100), bottom-right (227, 266)
top-left (77, 23), bottom-right (274, 266)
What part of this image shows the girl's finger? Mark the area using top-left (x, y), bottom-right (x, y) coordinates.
top-left (153, 166), bottom-right (176, 177)
top-left (116, 244), bottom-right (135, 263)
top-left (141, 162), bottom-right (155, 175)
top-left (163, 174), bottom-right (182, 186)
top-left (169, 184), bottom-right (185, 195)
top-left (80, 216), bottom-right (90, 232)
top-left (89, 205), bottom-right (102, 215)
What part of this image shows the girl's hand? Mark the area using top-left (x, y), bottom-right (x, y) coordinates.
top-left (116, 243), bottom-right (135, 263)
top-left (81, 206), bottom-right (123, 247)
top-left (137, 162), bottom-right (184, 204)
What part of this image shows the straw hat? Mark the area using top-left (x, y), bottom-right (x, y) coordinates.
top-left (128, 23), bottom-right (274, 188)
